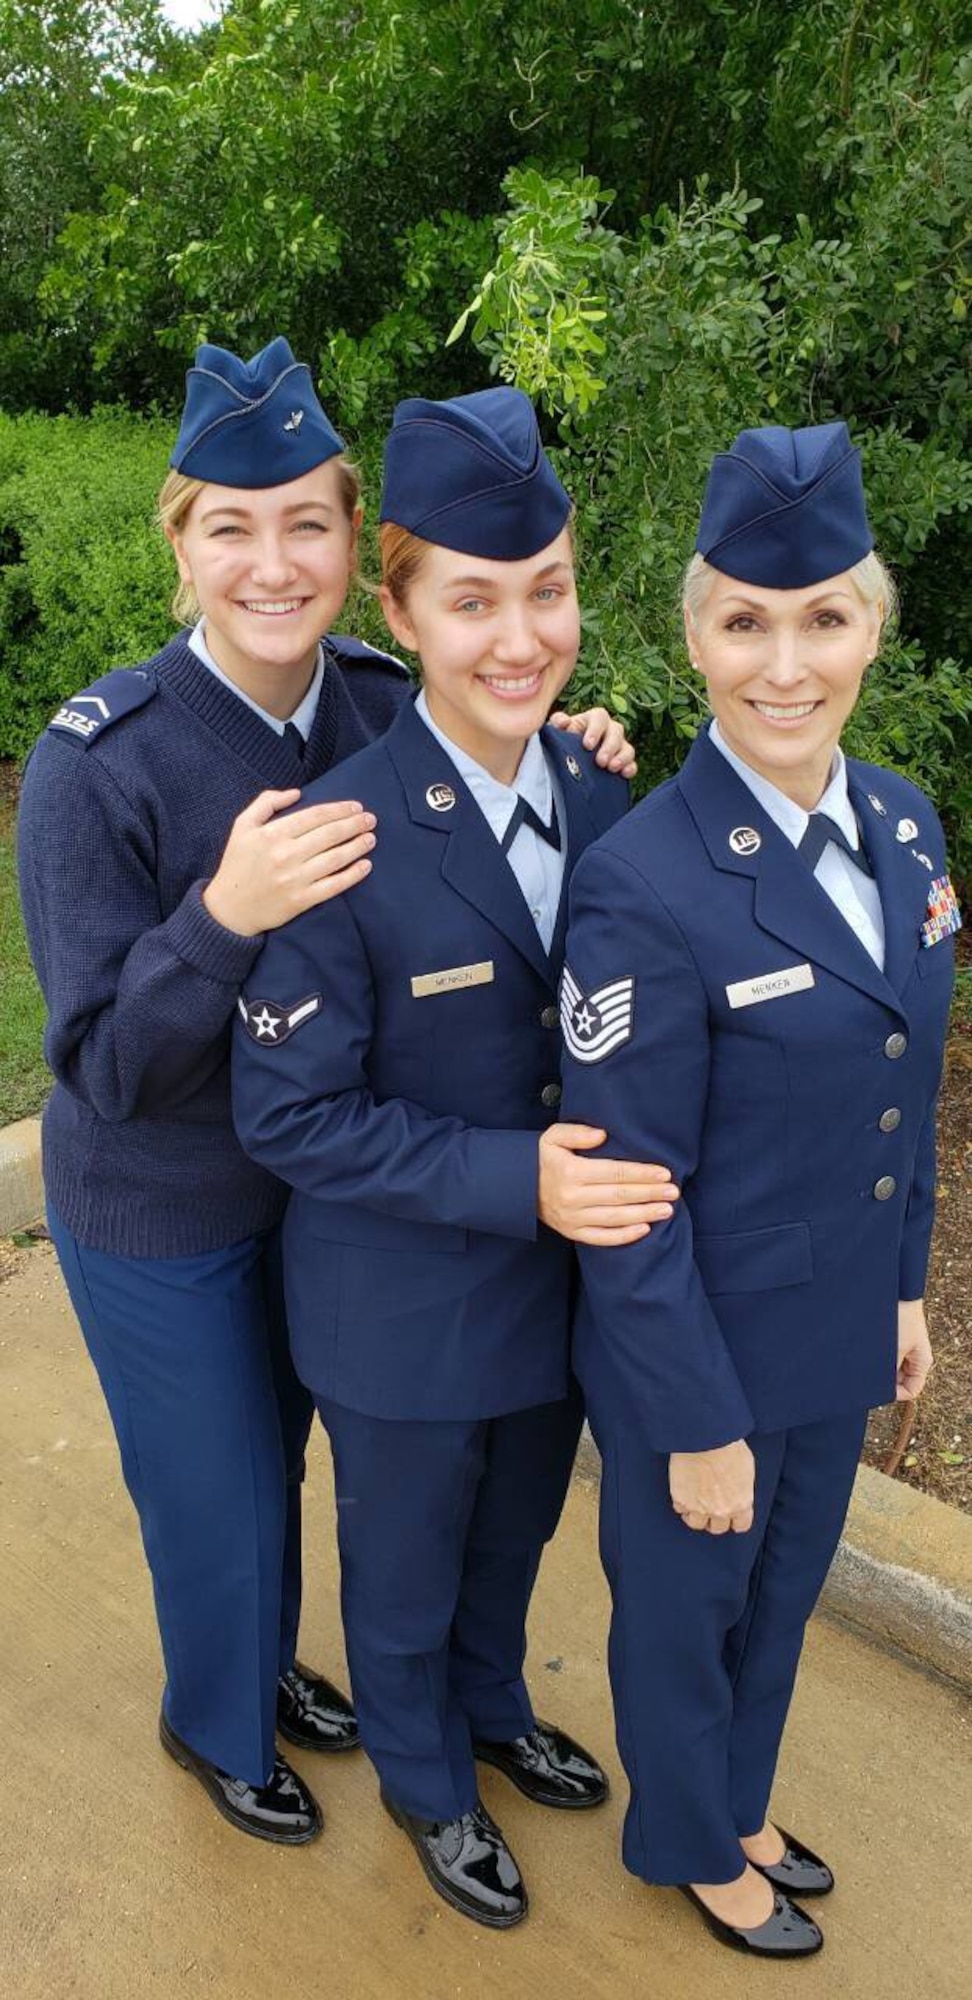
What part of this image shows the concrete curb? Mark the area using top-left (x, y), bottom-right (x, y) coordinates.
top-left (3, 1115), bottom-right (971, 1690)
top-left (576, 1426), bottom-right (972, 1692)
top-left (0, 1116), bottom-right (42, 1235)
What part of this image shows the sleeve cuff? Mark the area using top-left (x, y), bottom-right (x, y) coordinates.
top-left (167, 882), bottom-right (266, 986)
top-left (470, 1129), bottom-right (540, 1241)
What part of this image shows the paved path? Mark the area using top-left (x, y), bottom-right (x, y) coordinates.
top-left (2, 1245), bottom-right (969, 1999)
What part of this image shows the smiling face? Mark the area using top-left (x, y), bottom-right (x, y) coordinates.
top-left (166, 459), bottom-right (360, 715)
top-left (685, 566), bottom-right (881, 808)
top-left (379, 528), bottom-right (580, 784)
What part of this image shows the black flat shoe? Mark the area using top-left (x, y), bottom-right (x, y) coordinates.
top-left (381, 1788), bottom-right (528, 1929)
top-left (473, 1720), bottom-right (609, 1810)
top-left (679, 1884), bottom-right (823, 1958)
top-left (277, 1661), bottom-right (359, 1753)
top-left (748, 1826), bottom-right (834, 1897)
top-left (159, 1711), bottom-right (323, 1845)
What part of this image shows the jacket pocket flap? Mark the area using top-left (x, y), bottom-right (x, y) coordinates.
top-left (694, 1220), bottom-right (813, 1296)
top-left (294, 1199), bottom-right (468, 1256)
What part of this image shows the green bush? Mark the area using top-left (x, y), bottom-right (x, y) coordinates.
top-left (0, 408), bottom-right (176, 757)
top-left (451, 158), bottom-right (972, 881)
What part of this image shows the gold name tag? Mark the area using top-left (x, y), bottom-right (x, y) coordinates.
top-left (725, 962), bottom-right (815, 1010)
top-left (411, 959), bottom-right (495, 999)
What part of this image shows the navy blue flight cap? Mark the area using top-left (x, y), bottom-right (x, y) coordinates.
top-left (170, 336), bottom-right (344, 487)
top-left (696, 422), bottom-right (873, 588)
top-left (380, 388), bottom-right (572, 560)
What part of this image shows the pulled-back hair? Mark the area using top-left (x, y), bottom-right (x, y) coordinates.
top-left (378, 522), bottom-right (435, 606)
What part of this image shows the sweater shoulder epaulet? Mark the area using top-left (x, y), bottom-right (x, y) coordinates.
top-left (47, 667), bottom-right (158, 748)
top-left (326, 633), bottom-right (411, 681)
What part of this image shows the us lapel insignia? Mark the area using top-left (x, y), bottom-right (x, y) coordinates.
top-left (896, 816), bottom-right (919, 843)
top-left (237, 993), bottom-right (322, 1043)
top-left (426, 782), bottom-right (457, 811)
top-left (867, 793), bottom-right (888, 817)
top-left (560, 964), bottom-right (635, 1063)
top-left (565, 755), bottom-right (583, 781)
top-left (921, 876), bottom-right (962, 949)
top-left (728, 825), bottom-right (761, 857)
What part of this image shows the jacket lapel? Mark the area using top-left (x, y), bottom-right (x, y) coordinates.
top-left (543, 727), bottom-right (601, 971)
top-left (384, 697), bottom-right (552, 982)
top-left (677, 728), bottom-right (903, 1014)
top-left (848, 769), bottom-right (933, 996)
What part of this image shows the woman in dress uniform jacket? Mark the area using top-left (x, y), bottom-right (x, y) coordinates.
top-left (560, 422), bottom-right (958, 1958)
top-left (17, 336), bottom-right (636, 1848)
top-left (232, 387), bottom-right (680, 1928)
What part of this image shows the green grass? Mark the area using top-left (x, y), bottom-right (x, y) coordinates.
top-left (0, 807), bottom-right (49, 1124)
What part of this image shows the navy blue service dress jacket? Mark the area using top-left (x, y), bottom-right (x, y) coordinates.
top-left (561, 727), bottom-right (955, 1451)
top-left (233, 696), bottom-right (627, 1422)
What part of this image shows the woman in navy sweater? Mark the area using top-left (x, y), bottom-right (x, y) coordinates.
top-left (17, 338), bottom-right (637, 1844)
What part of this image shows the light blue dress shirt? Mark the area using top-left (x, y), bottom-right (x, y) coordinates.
top-left (189, 619), bottom-right (324, 740)
top-left (415, 687), bottom-right (565, 952)
top-left (709, 718), bottom-right (886, 969)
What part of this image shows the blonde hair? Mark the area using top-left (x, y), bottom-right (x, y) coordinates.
top-left (682, 549), bottom-right (898, 632)
top-left (157, 457), bottom-right (363, 627)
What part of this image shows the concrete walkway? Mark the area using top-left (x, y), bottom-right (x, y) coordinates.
top-left (2, 1245), bottom-right (969, 2000)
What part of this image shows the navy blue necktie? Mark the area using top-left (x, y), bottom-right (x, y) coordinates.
top-left (501, 796), bottom-right (561, 855)
top-left (284, 721), bottom-right (305, 762)
top-left (798, 811), bottom-right (872, 878)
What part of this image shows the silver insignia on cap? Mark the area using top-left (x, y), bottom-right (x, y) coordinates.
top-left (283, 410), bottom-right (305, 433)
top-left (729, 825), bottom-right (761, 857)
top-left (426, 782), bottom-right (457, 812)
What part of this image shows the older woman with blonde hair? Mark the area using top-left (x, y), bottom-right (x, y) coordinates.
top-left (561, 422), bottom-right (957, 1958)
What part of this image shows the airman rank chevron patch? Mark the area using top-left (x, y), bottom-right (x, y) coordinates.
top-left (560, 964), bottom-right (635, 1063)
top-left (237, 993), bottom-right (322, 1044)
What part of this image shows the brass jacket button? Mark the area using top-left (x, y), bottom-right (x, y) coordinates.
top-left (884, 1031), bottom-right (908, 1059)
top-left (878, 1107), bottom-right (901, 1133)
top-left (541, 1082), bottom-right (562, 1109)
top-left (873, 1176), bottom-right (897, 1201)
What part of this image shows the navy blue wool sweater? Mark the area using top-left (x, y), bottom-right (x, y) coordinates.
top-left (17, 632), bottom-right (410, 1257)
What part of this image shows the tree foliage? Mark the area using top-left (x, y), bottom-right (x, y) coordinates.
top-left (0, 0), bottom-right (969, 869)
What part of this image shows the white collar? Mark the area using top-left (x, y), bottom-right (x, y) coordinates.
top-left (709, 718), bottom-right (859, 851)
top-left (415, 687), bottom-right (552, 828)
top-left (189, 620), bottom-right (325, 740)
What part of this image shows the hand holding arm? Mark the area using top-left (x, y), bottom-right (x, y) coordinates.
top-left (538, 1123), bottom-right (679, 1244)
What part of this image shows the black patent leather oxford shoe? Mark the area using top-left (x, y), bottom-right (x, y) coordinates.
top-left (473, 1720), bottom-right (609, 1809)
top-left (679, 1883), bottom-right (823, 1958)
top-left (276, 1661), bottom-right (359, 1753)
top-left (748, 1826), bottom-right (834, 1897)
top-left (159, 1711), bottom-right (323, 1845)
top-left (381, 1788), bottom-right (528, 1929)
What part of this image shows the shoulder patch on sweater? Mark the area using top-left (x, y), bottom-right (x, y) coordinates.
top-left (49, 668), bottom-right (157, 746)
top-left (326, 633), bottom-right (411, 680)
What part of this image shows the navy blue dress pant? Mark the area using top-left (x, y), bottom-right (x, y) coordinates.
top-left (319, 1385), bottom-right (583, 1823)
top-left (48, 1210), bottom-right (314, 1786)
top-left (588, 1402), bottom-right (867, 1885)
